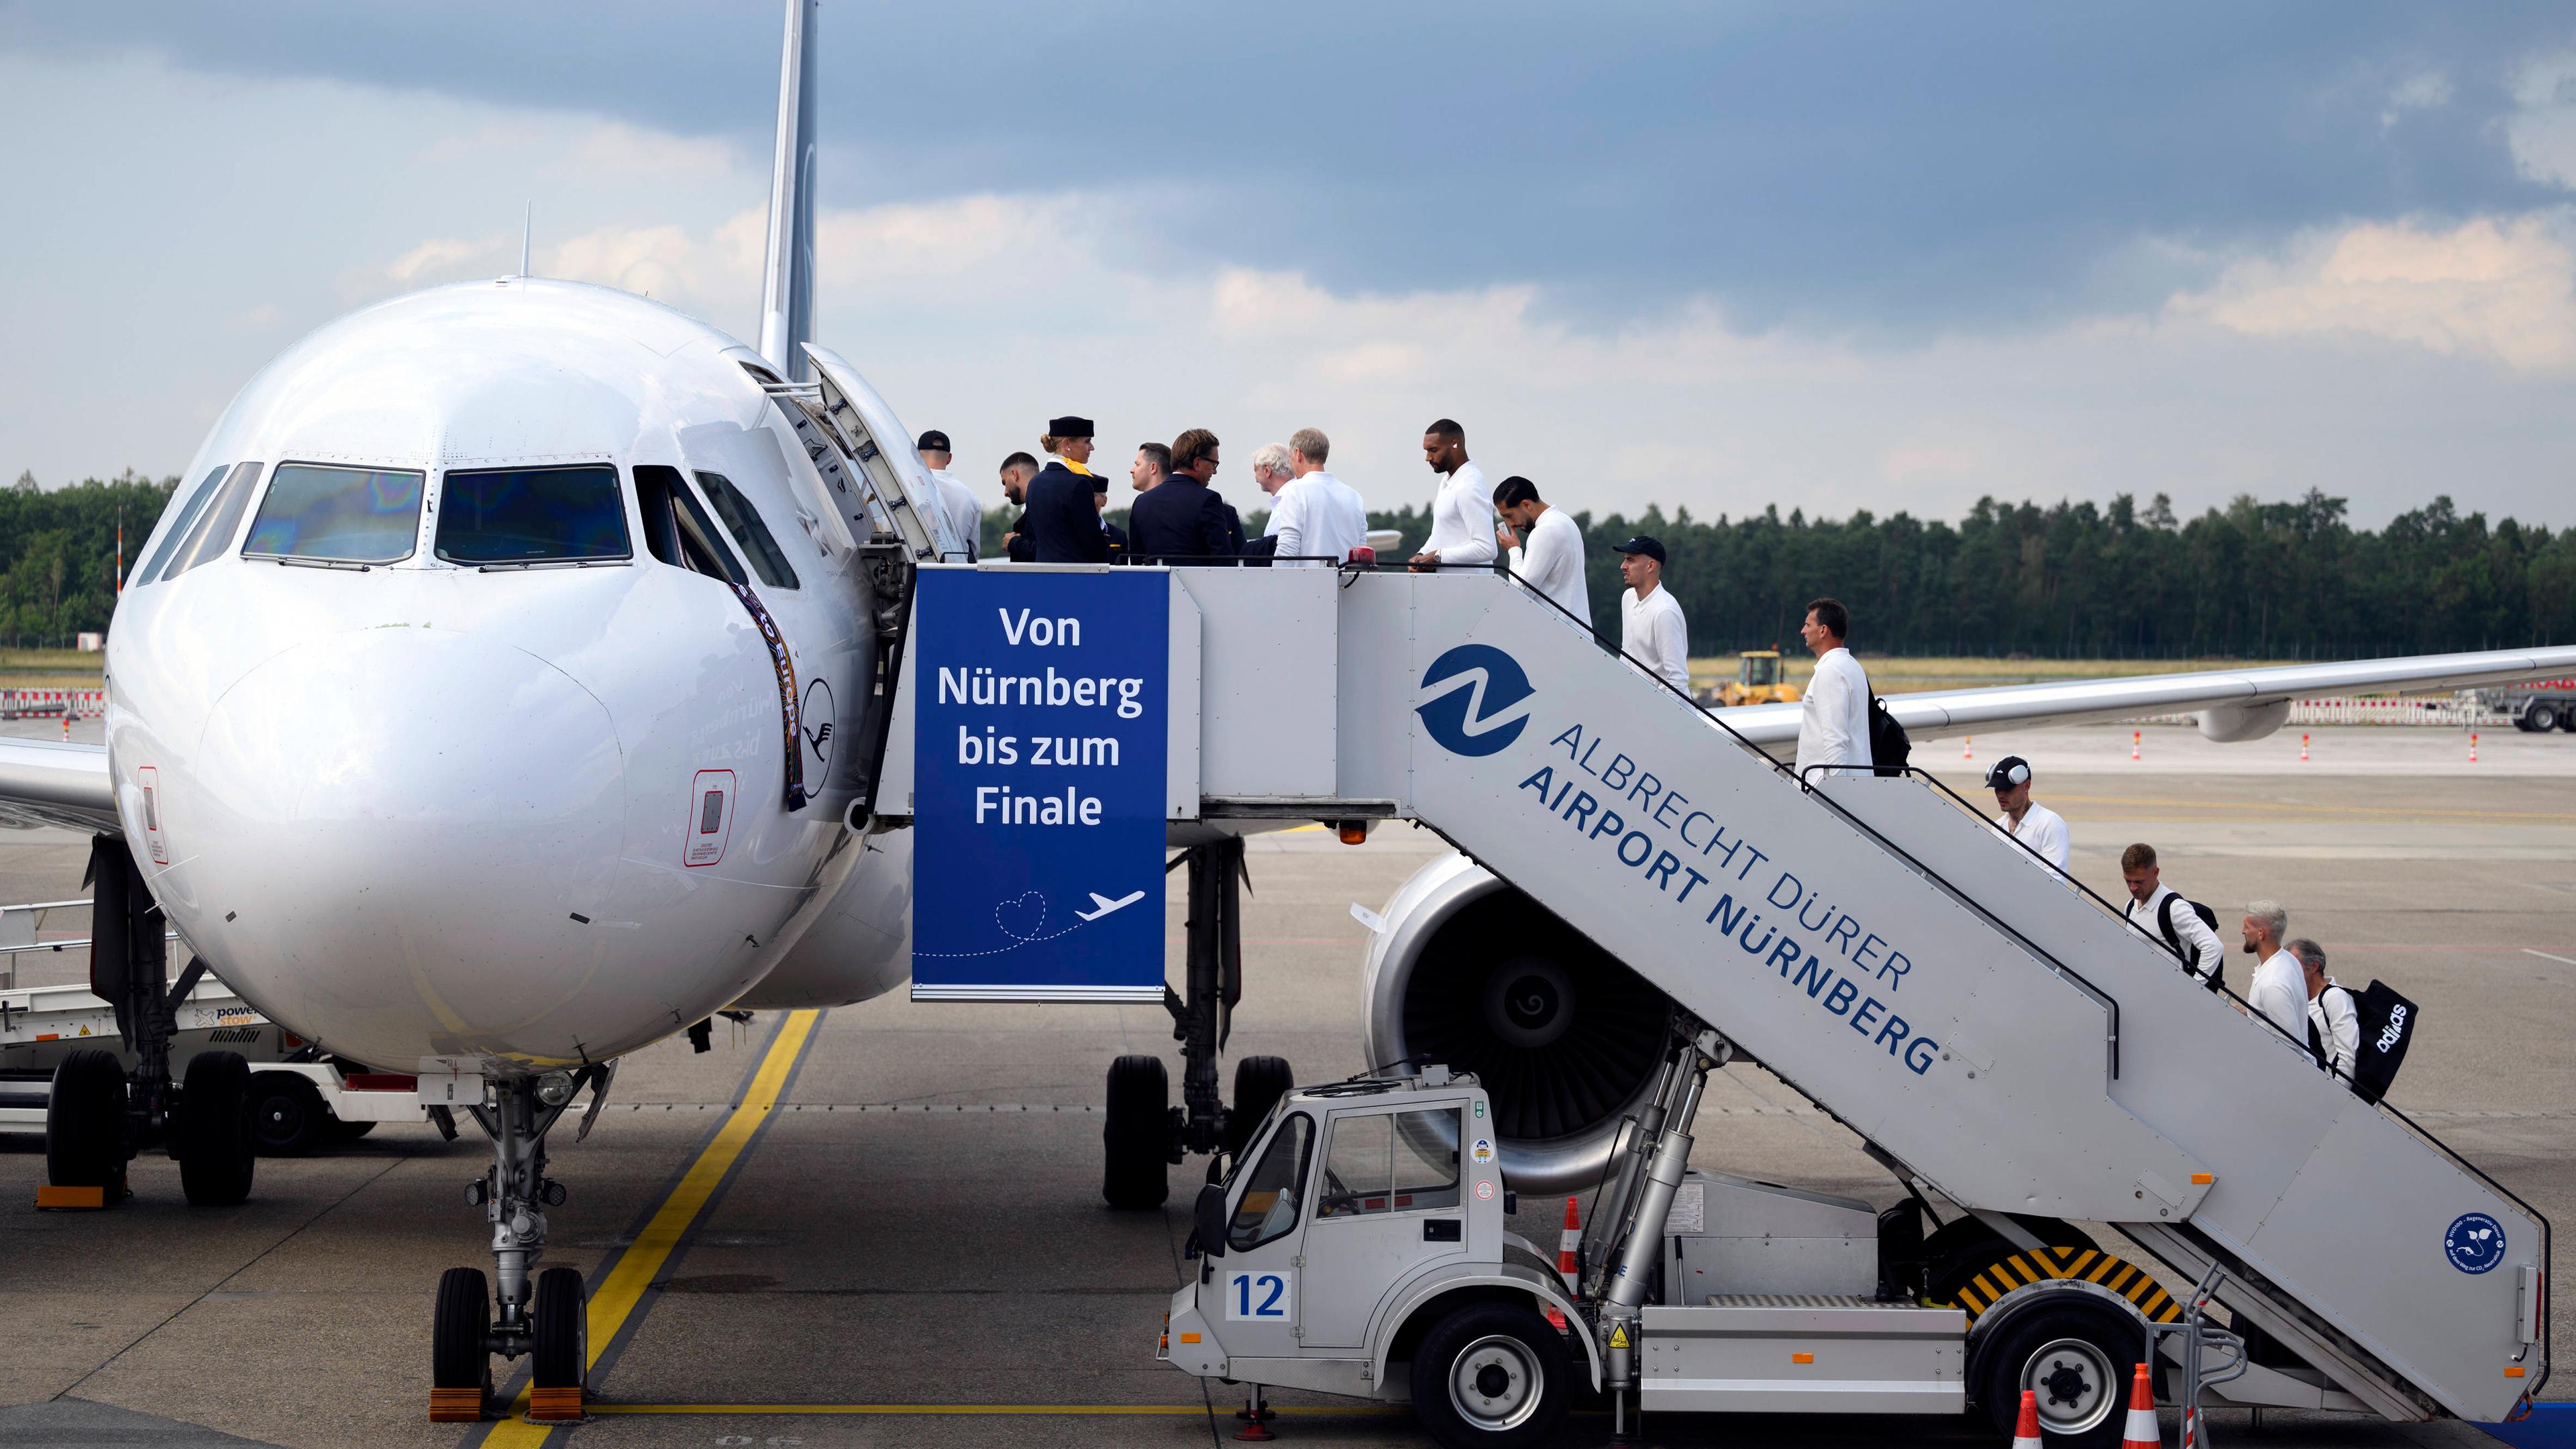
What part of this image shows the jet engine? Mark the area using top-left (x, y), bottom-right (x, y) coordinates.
top-left (1360, 852), bottom-right (1675, 1193)
top-left (2196, 699), bottom-right (2291, 742)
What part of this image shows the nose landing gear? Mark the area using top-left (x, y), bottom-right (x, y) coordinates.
top-left (428, 1065), bottom-right (607, 1423)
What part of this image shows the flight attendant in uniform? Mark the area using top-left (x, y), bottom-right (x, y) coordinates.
top-left (1024, 415), bottom-right (1110, 564)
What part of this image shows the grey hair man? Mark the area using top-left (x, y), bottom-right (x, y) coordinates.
top-left (1268, 427), bottom-right (1367, 567)
top-left (2241, 901), bottom-right (2306, 1038)
top-left (2291, 938), bottom-right (2361, 1081)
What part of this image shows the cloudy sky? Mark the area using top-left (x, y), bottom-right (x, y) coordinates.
top-left (6, 2), bottom-right (2576, 527)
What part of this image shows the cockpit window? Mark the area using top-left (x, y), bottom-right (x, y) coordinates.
top-left (243, 464), bottom-right (424, 564)
top-left (694, 472), bottom-right (799, 590)
top-left (162, 462), bottom-right (266, 582)
top-left (633, 466), bottom-right (748, 586)
top-left (136, 464), bottom-right (230, 586)
top-left (435, 465), bottom-right (631, 567)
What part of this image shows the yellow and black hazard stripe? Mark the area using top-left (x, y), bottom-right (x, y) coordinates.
top-left (1947, 1245), bottom-right (2181, 1324)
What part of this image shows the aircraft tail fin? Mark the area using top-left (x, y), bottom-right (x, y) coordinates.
top-left (757, 0), bottom-right (820, 382)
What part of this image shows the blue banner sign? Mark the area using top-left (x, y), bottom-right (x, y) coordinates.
top-left (910, 570), bottom-right (1169, 1000)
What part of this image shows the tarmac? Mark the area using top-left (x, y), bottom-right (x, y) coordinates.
top-left (0, 720), bottom-right (2570, 1448)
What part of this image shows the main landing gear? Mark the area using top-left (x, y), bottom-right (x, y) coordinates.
top-left (40, 835), bottom-right (257, 1212)
top-left (428, 1065), bottom-right (608, 1424)
top-left (1104, 837), bottom-right (1296, 1208)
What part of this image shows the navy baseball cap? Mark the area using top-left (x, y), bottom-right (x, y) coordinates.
top-left (915, 429), bottom-right (951, 453)
top-left (1984, 756), bottom-right (2031, 789)
top-left (1613, 535), bottom-right (1666, 564)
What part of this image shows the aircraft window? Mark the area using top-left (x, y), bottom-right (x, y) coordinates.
top-left (162, 462), bottom-right (266, 581)
top-left (694, 472), bottom-right (799, 590)
top-left (1228, 1112), bottom-right (1313, 1252)
top-left (242, 464), bottom-right (424, 565)
top-left (435, 465), bottom-right (632, 568)
top-left (136, 465), bottom-right (229, 585)
top-left (633, 466), bottom-right (748, 586)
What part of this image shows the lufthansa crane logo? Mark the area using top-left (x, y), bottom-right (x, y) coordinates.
top-left (1416, 644), bottom-right (1535, 757)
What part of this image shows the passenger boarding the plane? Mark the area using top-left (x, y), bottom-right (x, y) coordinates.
top-left (1792, 597), bottom-right (1870, 776)
top-left (1985, 756), bottom-right (2070, 874)
top-left (1411, 418), bottom-right (1495, 570)
top-left (2119, 841), bottom-right (2226, 989)
top-left (1268, 427), bottom-right (1367, 567)
top-left (915, 429), bottom-right (981, 561)
top-left (2241, 901), bottom-right (2308, 1038)
top-left (1613, 536), bottom-right (1688, 694)
top-left (2293, 938), bottom-right (2361, 1080)
top-left (1493, 475), bottom-right (1589, 628)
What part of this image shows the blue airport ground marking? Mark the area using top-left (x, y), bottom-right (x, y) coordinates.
top-left (912, 570), bottom-right (1167, 997)
top-left (2482, 1403), bottom-right (2576, 1449)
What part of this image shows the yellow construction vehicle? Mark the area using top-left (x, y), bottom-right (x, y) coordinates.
top-left (1719, 649), bottom-right (1802, 708)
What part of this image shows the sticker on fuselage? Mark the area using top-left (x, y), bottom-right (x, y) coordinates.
top-left (138, 765), bottom-right (166, 864)
top-left (685, 769), bottom-right (737, 867)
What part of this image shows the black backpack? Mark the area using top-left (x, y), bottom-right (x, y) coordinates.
top-left (2153, 893), bottom-right (2225, 991)
top-left (1866, 692), bottom-right (1909, 777)
top-left (2348, 979), bottom-right (2418, 1105)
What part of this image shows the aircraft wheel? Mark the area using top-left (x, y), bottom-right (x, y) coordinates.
top-left (1102, 1055), bottom-right (1170, 1209)
top-left (1972, 1295), bottom-right (2139, 1448)
top-left (45, 1048), bottom-right (128, 1192)
top-left (1225, 1055), bottom-right (1295, 1157)
top-left (176, 1050), bottom-right (256, 1206)
top-left (1409, 1301), bottom-right (1570, 1449)
top-left (248, 1073), bottom-right (328, 1156)
top-left (432, 1266), bottom-right (494, 1395)
top-left (532, 1266), bottom-right (588, 1395)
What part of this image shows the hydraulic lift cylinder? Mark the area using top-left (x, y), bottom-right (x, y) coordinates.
top-left (1603, 1061), bottom-right (1707, 1317)
top-left (1580, 1047), bottom-right (1681, 1299)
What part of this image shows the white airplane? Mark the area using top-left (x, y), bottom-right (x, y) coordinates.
top-left (5, 0), bottom-right (2573, 1416)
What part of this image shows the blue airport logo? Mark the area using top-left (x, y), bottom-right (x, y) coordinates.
top-left (1417, 645), bottom-right (1535, 757)
top-left (2444, 1212), bottom-right (2507, 1275)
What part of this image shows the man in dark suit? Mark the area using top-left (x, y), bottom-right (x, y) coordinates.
top-left (1024, 416), bottom-right (1110, 564)
top-left (1128, 428), bottom-right (1242, 564)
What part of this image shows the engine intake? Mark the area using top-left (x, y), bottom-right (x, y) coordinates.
top-left (1362, 853), bottom-right (1672, 1192)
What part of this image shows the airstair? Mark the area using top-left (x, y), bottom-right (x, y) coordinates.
top-left (878, 564), bottom-right (2548, 1426)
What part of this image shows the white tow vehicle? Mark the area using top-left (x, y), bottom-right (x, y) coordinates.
top-left (1164, 1026), bottom-right (2257, 1449)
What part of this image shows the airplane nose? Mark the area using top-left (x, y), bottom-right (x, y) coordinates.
top-left (186, 629), bottom-right (626, 1067)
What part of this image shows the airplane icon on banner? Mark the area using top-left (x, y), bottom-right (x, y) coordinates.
top-left (1077, 890), bottom-right (1148, 922)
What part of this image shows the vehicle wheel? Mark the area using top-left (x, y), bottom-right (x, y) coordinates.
top-left (2560, 710), bottom-right (2576, 734)
top-left (1102, 1055), bottom-right (1170, 1209)
top-left (1226, 1055), bottom-right (1295, 1157)
top-left (1924, 1216), bottom-right (2092, 1305)
top-left (433, 1266), bottom-right (494, 1394)
top-left (2532, 704), bottom-right (2561, 733)
top-left (45, 1048), bottom-right (128, 1191)
top-left (330, 1119), bottom-right (376, 1142)
top-left (532, 1267), bottom-right (588, 1393)
top-left (248, 1073), bottom-right (328, 1156)
top-left (176, 1050), bottom-right (256, 1206)
top-left (1409, 1301), bottom-right (1570, 1449)
top-left (1972, 1295), bottom-right (2143, 1448)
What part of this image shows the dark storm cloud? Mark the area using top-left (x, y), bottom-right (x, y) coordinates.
top-left (5, 1), bottom-right (2572, 331)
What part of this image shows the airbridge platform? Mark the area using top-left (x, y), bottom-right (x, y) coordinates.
top-left (874, 561), bottom-right (2551, 1429)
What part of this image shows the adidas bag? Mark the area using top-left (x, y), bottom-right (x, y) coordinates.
top-left (2348, 979), bottom-right (2418, 1106)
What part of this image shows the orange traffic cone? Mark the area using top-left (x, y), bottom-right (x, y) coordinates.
top-left (2012, 1388), bottom-right (2043, 1449)
top-left (1546, 1196), bottom-right (1580, 1328)
top-left (2471, 731), bottom-right (2480, 763)
top-left (1963, 736), bottom-right (1973, 761)
top-left (2299, 732), bottom-right (2309, 762)
top-left (2119, 1362), bottom-right (2161, 1449)
top-left (2131, 730), bottom-right (2141, 761)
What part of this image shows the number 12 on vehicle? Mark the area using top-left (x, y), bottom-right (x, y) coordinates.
top-left (1227, 1271), bottom-right (1293, 1321)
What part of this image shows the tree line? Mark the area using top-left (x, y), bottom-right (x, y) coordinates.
top-left (1363, 488), bottom-right (2576, 659)
top-left (28, 470), bottom-right (2576, 657)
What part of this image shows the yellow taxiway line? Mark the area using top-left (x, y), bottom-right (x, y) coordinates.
top-left (482, 1008), bottom-right (822, 1446)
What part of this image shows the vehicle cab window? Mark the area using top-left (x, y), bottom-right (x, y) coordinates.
top-left (1318, 1107), bottom-right (1461, 1218)
top-left (435, 464), bottom-right (631, 567)
top-left (1227, 1112), bottom-right (1314, 1252)
top-left (242, 463), bottom-right (424, 565)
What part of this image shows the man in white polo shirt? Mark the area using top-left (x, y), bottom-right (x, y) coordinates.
top-left (2241, 900), bottom-right (2308, 1038)
top-left (1613, 535), bottom-right (1688, 694)
top-left (1269, 427), bottom-right (1367, 568)
top-left (1986, 755), bottom-right (2070, 873)
top-left (1794, 596), bottom-right (1872, 777)
top-left (1494, 475), bottom-right (1589, 627)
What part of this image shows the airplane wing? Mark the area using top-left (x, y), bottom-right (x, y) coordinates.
top-left (1711, 645), bottom-right (2576, 747)
top-left (0, 739), bottom-right (117, 833)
